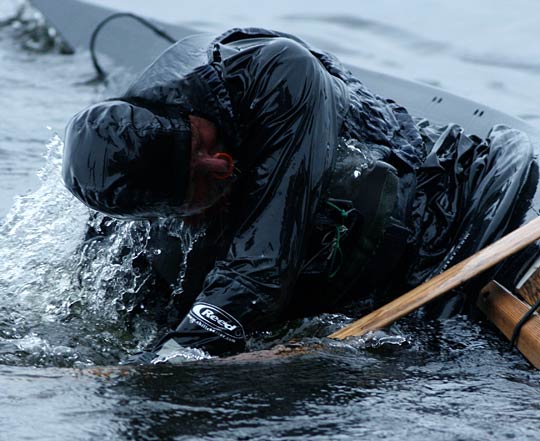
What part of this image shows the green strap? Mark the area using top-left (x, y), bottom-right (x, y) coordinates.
top-left (325, 201), bottom-right (350, 278)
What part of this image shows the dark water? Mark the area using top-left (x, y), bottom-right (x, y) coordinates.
top-left (3, 319), bottom-right (539, 440)
top-left (1, 1), bottom-right (539, 440)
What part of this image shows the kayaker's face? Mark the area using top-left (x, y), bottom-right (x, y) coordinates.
top-left (176, 116), bottom-right (234, 217)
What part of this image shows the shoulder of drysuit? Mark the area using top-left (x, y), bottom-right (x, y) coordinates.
top-left (121, 35), bottom-right (241, 148)
top-left (208, 27), bottom-right (356, 82)
top-left (209, 27), bottom-right (307, 49)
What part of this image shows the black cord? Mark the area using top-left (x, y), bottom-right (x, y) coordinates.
top-left (89, 12), bottom-right (177, 81)
top-left (510, 296), bottom-right (540, 347)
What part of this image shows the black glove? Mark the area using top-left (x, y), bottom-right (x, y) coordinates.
top-left (164, 302), bottom-right (246, 356)
top-left (166, 320), bottom-right (244, 356)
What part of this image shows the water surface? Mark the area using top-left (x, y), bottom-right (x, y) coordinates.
top-left (1, 1), bottom-right (539, 439)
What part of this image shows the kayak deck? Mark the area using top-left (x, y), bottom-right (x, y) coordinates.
top-left (29, 0), bottom-right (539, 139)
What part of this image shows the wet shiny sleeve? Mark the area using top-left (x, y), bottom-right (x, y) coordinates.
top-left (175, 38), bottom-right (348, 351)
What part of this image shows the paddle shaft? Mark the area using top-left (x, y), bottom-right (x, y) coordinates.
top-left (329, 217), bottom-right (540, 340)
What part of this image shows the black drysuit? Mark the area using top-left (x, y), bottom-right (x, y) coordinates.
top-left (71, 28), bottom-right (540, 356)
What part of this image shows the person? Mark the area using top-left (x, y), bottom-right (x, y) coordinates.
top-left (62, 28), bottom-right (540, 362)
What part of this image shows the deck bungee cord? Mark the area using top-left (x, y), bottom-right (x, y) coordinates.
top-left (89, 12), bottom-right (177, 82)
top-left (510, 296), bottom-right (540, 348)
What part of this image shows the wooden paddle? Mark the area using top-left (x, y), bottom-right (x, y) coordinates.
top-left (215, 218), bottom-right (540, 363)
top-left (329, 217), bottom-right (540, 340)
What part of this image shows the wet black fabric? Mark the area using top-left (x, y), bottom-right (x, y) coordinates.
top-left (160, 30), bottom-right (436, 354)
top-left (63, 99), bottom-right (192, 219)
top-left (67, 28), bottom-right (539, 356)
top-left (167, 35), bottom-right (350, 353)
top-left (409, 121), bottom-right (539, 317)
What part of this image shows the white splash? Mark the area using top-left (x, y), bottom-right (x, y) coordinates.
top-left (0, 136), bottom-right (175, 366)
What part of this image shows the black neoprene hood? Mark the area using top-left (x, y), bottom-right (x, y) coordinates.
top-left (62, 99), bottom-right (191, 219)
